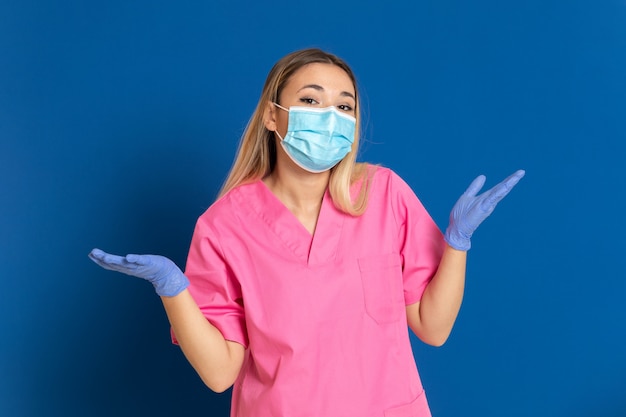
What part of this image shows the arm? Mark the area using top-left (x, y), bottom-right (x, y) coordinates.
top-left (407, 245), bottom-right (466, 346)
top-left (161, 290), bottom-right (244, 393)
top-left (88, 249), bottom-right (244, 393)
top-left (407, 170), bottom-right (525, 346)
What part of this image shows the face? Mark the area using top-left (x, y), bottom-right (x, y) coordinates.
top-left (264, 63), bottom-right (357, 137)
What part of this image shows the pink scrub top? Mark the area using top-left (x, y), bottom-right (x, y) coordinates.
top-left (175, 165), bottom-right (445, 417)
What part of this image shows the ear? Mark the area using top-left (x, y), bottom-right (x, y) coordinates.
top-left (263, 100), bottom-right (277, 132)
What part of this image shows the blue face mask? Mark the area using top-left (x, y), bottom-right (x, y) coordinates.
top-left (273, 103), bottom-right (356, 173)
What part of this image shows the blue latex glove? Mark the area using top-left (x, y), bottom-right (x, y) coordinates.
top-left (88, 248), bottom-right (189, 297)
top-left (444, 170), bottom-right (525, 251)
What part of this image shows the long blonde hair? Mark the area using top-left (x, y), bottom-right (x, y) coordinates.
top-left (218, 48), bottom-right (371, 216)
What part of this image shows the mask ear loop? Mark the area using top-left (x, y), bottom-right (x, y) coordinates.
top-left (271, 102), bottom-right (289, 140)
top-left (273, 102), bottom-right (289, 112)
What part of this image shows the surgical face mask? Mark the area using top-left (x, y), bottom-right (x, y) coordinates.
top-left (273, 103), bottom-right (356, 173)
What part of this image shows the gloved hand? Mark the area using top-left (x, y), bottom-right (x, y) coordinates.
top-left (445, 170), bottom-right (525, 251)
top-left (88, 248), bottom-right (189, 297)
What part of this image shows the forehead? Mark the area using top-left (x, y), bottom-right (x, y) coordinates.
top-left (283, 63), bottom-right (355, 95)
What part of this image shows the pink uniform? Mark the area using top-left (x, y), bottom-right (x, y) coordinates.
top-left (175, 165), bottom-right (445, 417)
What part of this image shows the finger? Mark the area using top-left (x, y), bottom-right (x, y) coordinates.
top-left (126, 254), bottom-right (150, 266)
top-left (89, 248), bottom-right (122, 269)
top-left (496, 169), bottom-right (525, 189)
top-left (89, 248), bottom-right (108, 260)
top-left (89, 248), bottom-right (131, 265)
top-left (508, 169), bottom-right (526, 185)
top-left (89, 250), bottom-right (139, 272)
top-left (480, 169), bottom-right (525, 209)
top-left (463, 175), bottom-right (486, 197)
top-left (89, 252), bottom-right (123, 271)
top-left (101, 253), bottom-right (130, 266)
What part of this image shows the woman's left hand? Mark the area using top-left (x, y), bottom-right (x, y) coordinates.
top-left (444, 169), bottom-right (525, 251)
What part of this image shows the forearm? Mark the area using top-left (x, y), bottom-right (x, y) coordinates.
top-left (161, 290), bottom-right (244, 392)
top-left (407, 244), bottom-right (466, 346)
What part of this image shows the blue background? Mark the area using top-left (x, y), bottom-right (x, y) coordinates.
top-left (1, 1), bottom-right (625, 416)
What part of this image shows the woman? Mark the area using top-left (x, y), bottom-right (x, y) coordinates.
top-left (89, 48), bottom-right (524, 416)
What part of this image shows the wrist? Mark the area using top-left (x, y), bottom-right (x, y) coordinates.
top-left (444, 226), bottom-right (471, 251)
top-left (154, 269), bottom-right (190, 297)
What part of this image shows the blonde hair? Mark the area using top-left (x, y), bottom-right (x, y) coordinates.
top-left (218, 48), bottom-right (371, 216)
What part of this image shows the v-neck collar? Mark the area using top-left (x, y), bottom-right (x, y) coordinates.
top-left (234, 180), bottom-right (344, 266)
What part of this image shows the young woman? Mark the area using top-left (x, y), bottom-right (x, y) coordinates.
top-left (89, 48), bottom-right (524, 417)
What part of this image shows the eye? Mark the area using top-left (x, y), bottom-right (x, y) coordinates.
top-left (337, 104), bottom-right (354, 112)
top-left (299, 97), bottom-right (319, 105)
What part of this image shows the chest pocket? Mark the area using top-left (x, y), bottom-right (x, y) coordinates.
top-left (358, 253), bottom-right (404, 324)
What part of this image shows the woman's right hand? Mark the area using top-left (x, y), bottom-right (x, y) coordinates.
top-left (88, 248), bottom-right (189, 297)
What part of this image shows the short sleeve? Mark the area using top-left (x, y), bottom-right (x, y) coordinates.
top-left (388, 170), bottom-right (445, 305)
top-left (171, 214), bottom-right (249, 348)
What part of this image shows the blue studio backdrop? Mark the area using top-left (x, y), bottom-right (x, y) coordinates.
top-left (1, 1), bottom-right (625, 416)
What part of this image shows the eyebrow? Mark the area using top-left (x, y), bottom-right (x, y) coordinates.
top-left (297, 84), bottom-right (356, 100)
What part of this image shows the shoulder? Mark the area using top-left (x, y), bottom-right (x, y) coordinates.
top-left (195, 180), bottom-right (263, 232)
top-left (363, 164), bottom-right (414, 197)
top-left (364, 164), bottom-right (432, 218)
